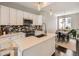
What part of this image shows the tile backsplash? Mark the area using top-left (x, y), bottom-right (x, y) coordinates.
top-left (0, 25), bottom-right (42, 35)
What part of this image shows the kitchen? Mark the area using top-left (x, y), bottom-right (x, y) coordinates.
top-left (0, 2), bottom-right (79, 56)
top-left (0, 2), bottom-right (55, 56)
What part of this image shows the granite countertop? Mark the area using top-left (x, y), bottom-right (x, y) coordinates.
top-left (0, 32), bottom-right (55, 56)
top-left (0, 33), bottom-right (55, 51)
top-left (13, 33), bottom-right (55, 51)
top-left (0, 32), bottom-right (24, 38)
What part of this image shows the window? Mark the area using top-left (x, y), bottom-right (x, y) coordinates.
top-left (58, 17), bottom-right (71, 30)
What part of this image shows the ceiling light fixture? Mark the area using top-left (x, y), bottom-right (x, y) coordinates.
top-left (36, 2), bottom-right (49, 11)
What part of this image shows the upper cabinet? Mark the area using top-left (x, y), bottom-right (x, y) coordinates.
top-left (23, 12), bottom-right (34, 20)
top-left (9, 8), bottom-right (17, 25)
top-left (33, 15), bottom-right (38, 25)
top-left (32, 14), bottom-right (37, 25)
top-left (33, 15), bottom-right (43, 25)
top-left (16, 10), bottom-right (23, 25)
top-left (23, 12), bottom-right (29, 19)
top-left (28, 13), bottom-right (34, 20)
top-left (0, 5), bottom-right (10, 25)
top-left (0, 5), bottom-right (42, 25)
top-left (37, 15), bottom-right (43, 25)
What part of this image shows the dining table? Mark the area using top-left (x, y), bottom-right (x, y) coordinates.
top-left (57, 30), bottom-right (70, 42)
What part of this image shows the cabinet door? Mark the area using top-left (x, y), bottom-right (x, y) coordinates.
top-left (28, 13), bottom-right (33, 20)
top-left (23, 37), bottom-right (55, 56)
top-left (23, 12), bottom-right (29, 19)
top-left (23, 12), bottom-right (33, 20)
top-left (0, 5), bottom-right (9, 25)
top-left (33, 15), bottom-right (43, 25)
top-left (16, 10), bottom-right (23, 25)
top-left (33, 14), bottom-right (37, 25)
top-left (37, 15), bottom-right (43, 25)
top-left (10, 8), bottom-right (17, 25)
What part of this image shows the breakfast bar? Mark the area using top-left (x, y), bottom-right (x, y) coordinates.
top-left (15, 33), bottom-right (55, 56)
top-left (0, 32), bottom-right (55, 56)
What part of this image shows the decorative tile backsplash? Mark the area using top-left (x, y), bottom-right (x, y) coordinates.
top-left (0, 25), bottom-right (42, 35)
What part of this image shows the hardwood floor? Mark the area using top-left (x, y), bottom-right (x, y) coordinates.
top-left (55, 46), bottom-right (77, 56)
top-left (55, 39), bottom-right (77, 56)
top-left (56, 39), bottom-right (76, 52)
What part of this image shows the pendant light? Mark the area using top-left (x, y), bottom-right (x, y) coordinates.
top-left (37, 2), bottom-right (41, 11)
top-left (49, 8), bottom-right (53, 16)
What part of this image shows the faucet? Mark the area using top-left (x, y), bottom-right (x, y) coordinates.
top-left (42, 23), bottom-right (47, 35)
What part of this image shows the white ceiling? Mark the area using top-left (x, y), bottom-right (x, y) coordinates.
top-left (42, 2), bottom-right (79, 15)
top-left (15, 2), bottom-right (51, 10)
top-left (16, 2), bottom-right (38, 10)
top-left (14, 2), bottom-right (79, 15)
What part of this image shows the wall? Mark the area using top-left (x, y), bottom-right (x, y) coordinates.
top-left (41, 12), bottom-right (79, 33)
top-left (58, 13), bottom-right (79, 29)
top-left (41, 12), bottom-right (57, 33)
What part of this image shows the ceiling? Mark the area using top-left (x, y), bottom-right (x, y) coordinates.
top-left (42, 2), bottom-right (79, 15)
top-left (15, 2), bottom-right (79, 15)
top-left (15, 2), bottom-right (51, 11)
top-left (0, 2), bottom-right (79, 15)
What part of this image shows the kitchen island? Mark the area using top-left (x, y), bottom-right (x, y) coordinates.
top-left (0, 32), bottom-right (55, 56)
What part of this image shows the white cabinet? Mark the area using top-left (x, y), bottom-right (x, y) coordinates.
top-left (23, 12), bottom-right (29, 19)
top-left (0, 5), bottom-right (42, 25)
top-left (0, 5), bottom-right (10, 25)
top-left (23, 12), bottom-right (33, 20)
top-left (23, 37), bottom-right (55, 56)
top-left (16, 10), bottom-right (23, 25)
top-left (32, 14), bottom-right (37, 25)
top-left (9, 8), bottom-right (17, 25)
top-left (28, 13), bottom-right (34, 20)
top-left (33, 15), bottom-right (42, 25)
top-left (37, 15), bottom-right (43, 25)
top-left (27, 13), bottom-right (31, 19)
top-left (33, 15), bottom-right (38, 25)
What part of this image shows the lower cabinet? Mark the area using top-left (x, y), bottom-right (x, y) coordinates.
top-left (76, 39), bottom-right (79, 56)
top-left (23, 37), bottom-right (55, 56)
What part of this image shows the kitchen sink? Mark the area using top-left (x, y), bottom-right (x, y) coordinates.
top-left (35, 34), bottom-right (46, 38)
